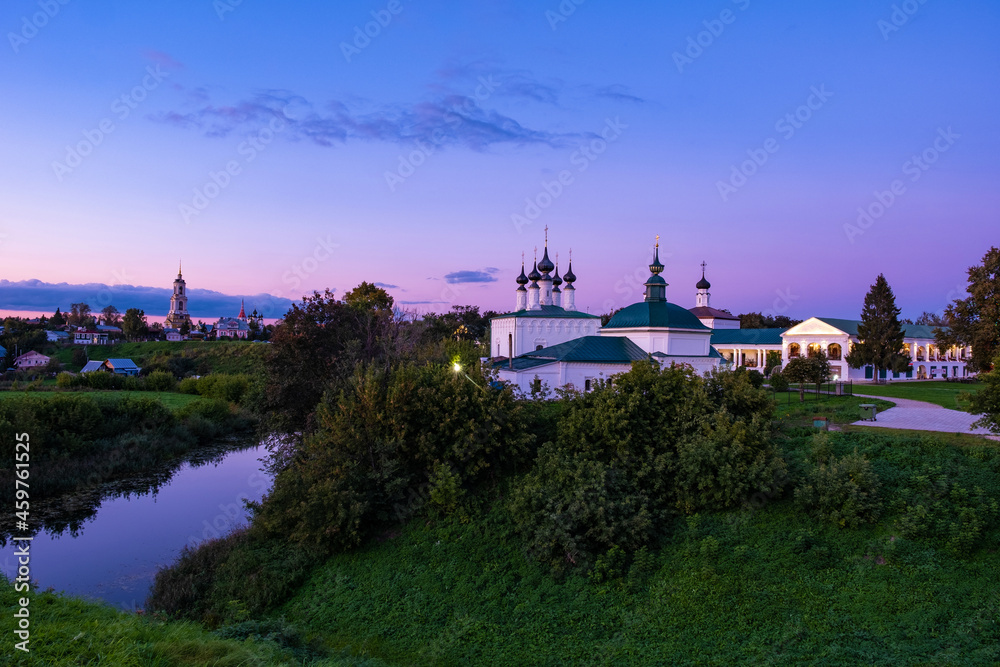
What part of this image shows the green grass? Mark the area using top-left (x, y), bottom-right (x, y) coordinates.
top-left (49, 340), bottom-right (267, 374)
top-left (0, 580), bottom-right (378, 666)
top-left (275, 432), bottom-right (1000, 665)
top-left (772, 393), bottom-right (895, 427)
top-left (0, 389), bottom-right (200, 411)
top-left (848, 380), bottom-right (980, 409)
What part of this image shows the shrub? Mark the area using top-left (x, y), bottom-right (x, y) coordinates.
top-left (795, 449), bottom-right (882, 528)
top-left (510, 362), bottom-right (785, 570)
top-left (895, 470), bottom-right (999, 556)
top-left (146, 370), bottom-right (178, 392)
top-left (56, 372), bottom-right (74, 388)
top-left (178, 377), bottom-right (200, 395)
top-left (252, 362), bottom-right (531, 553)
top-left (769, 371), bottom-right (789, 393)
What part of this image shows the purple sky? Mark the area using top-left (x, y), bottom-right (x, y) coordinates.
top-left (1, 0), bottom-right (997, 320)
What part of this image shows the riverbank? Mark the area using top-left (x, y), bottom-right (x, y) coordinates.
top-left (0, 392), bottom-right (255, 529)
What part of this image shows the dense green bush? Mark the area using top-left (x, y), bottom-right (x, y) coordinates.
top-left (794, 448), bottom-right (882, 528)
top-left (895, 470), bottom-right (999, 555)
top-left (145, 370), bottom-right (178, 392)
top-left (178, 373), bottom-right (252, 405)
top-left (768, 370), bottom-right (789, 393)
top-left (252, 362), bottom-right (532, 552)
top-left (509, 362), bottom-right (784, 570)
top-left (147, 528), bottom-right (318, 626)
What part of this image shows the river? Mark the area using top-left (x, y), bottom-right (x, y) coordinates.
top-left (2, 443), bottom-right (271, 611)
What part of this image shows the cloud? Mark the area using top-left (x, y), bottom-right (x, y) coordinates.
top-left (143, 49), bottom-right (184, 70)
top-left (374, 282), bottom-right (400, 289)
top-left (152, 89), bottom-right (587, 150)
top-left (152, 63), bottom-right (642, 151)
top-left (592, 84), bottom-right (646, 104)
top-left (444, 269), bottom-right (499, 284)
top-left (0, 279), bottom-right (294, 320)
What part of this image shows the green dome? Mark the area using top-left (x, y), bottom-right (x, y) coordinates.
top-left (604, 300), bottom-right (709, 330)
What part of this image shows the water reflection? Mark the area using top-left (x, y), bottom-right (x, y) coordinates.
top-left (1, 442), bottom-right (272, 609)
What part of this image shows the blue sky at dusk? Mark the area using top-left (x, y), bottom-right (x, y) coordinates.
top-left (1, 0), bottom-right (997, 320)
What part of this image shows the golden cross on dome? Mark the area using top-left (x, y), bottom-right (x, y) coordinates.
top-left (544, 225), bottom-right (549, 246)
top-left (701, 261), bottom-right (707, 273)
top-left (655, 234), bottom-right (660, 248)
top-left (533, 246), bottom-right (537, 260)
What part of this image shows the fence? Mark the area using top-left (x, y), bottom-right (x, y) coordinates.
top-left (771, 381), bottom-right (854, 404)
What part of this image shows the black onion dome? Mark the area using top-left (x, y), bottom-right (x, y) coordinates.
top-left (516, 262), bottom-right (529, 285)
top-left (649, 244), bottom-right (664, 275)
top-left (563, 261), bottom-right (576, 284)
top-left (551, 266), bottom-right (562, 287)
top-left (527, 260), bottom-right (542, 282)
top-left (696, 275), bottom-right (711, 290)
top-left (538, 246), bottom-right (555, 274)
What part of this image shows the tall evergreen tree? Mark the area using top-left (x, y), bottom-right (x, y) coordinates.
top-left (846, 274), bottom-right (910, 382)
top-left (936, 246), bottom-right (1000, 372)
top-left (50, 308), bottom-right (66, 326)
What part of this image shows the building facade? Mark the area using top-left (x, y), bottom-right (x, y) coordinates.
top-left (164, 262), bottom-right (192, 330)
top-left (493, 238), bottom-right (722, 394)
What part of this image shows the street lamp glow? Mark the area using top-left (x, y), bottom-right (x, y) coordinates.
top-left (453, 362), bottom-right (462, 373)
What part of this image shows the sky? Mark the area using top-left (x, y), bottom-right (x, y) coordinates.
top-left (1, 0), bottom-right (997, 321)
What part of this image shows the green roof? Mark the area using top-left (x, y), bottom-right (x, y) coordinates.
top-left (492, 336), bottom-right (648, 370)
top-left (816, 318), bottom-right (945, 340)
top-left (604, 301), bottom-right (709, 331)
top-left (491, 305), bottom-right (600, 320)
top-left (710, 328), bottom-right (787, 345)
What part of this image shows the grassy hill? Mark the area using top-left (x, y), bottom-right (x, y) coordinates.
top-left (51, 340), bottom-right (268, 375)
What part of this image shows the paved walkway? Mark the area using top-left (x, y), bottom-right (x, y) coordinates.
top-left (851, 393), bottom-right (997, 438)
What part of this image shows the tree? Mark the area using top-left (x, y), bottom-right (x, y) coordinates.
top-left (262, 288), bottom-right (411, 438)
top-left (915, 311), bottom-right (947, 326)
top-left (179, 320), bottom-right (191, 336)
top-left (121, 308), bottom-right (148, 341)
top-left (421, 305), bottom-right (495, 344)
top-left (343, 282), bottom-right (394, 312)
top-left (50, 308), bottom-right (66, 327)
top-left (968, 351), bottom-right (1000, 434)
top-left (845, 274), bottom-right (910, 382)
top-left (738, 312), bottom-right (802, 329)
top-left (937, 247), bottom-right (1000, 372)
top-left (783, 353), bottom-right (831, 402)
top-left (101, 305), bottom-right (121, 326)
top-left (69, 302), bottom-right (92, 327)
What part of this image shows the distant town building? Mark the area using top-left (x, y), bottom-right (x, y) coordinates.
top-left (164, 261), bottom-right (193, 330)
top-left (14, 351), bottom-right (50, 369)
top-left (213, 300), bottom-right (250, 339)
top-left (101, 358), bottom-right (141, 376)
top-left (46, 330), bottom-right (71, 343)
top-left (73, 330), bottom-right (111, 345)
top-left (164, 328), bottom-right (184, 342)
top-left (80, 360), bottom-right (104, 374)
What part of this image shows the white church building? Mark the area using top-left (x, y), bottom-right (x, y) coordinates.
top-left (489, 235), bottom-right (974, 394)
top-left (490, 236), bottom-right (722, 394)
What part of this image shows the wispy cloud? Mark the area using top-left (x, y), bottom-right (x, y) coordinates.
top-left (374, 282), bottom-right (400, 289)
top-left (153, 62), bottom-right (643, 151)
top-left (143, 49), bottom-right (184, 70)
top-left (152, 89), bottom-right (586, 150)
top-left (444, 269), bottom-right (499, 284)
